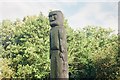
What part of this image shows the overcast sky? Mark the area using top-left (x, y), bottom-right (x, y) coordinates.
top-left (0, 0), bottom-right (119, 33)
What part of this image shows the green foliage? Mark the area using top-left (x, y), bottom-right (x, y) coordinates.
top-left (67, 26), bottom-right (118, 80)
top-left (0, 13), bottom-right (119, 80)
top-left (0, 14), bottom-right (50, 79)
top-left (0, 58), bottom-right (14, 78)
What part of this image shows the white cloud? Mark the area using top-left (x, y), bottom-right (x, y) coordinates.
top-left (68, 3), bottom-right (118, 33)
top-left (55, 0), bottom-right (119, 2)
top-left (0, 1), bottom-right (118, 34)
top-left (0, 0), bottom-right (119, 2)
top-left (0, 2), bottom-right (60, 21)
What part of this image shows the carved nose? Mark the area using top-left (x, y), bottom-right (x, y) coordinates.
top-left (50, 16), bottom-right (55, 21)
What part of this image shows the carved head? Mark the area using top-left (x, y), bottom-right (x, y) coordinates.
top-left (49, 10), bottom-right (64, 27)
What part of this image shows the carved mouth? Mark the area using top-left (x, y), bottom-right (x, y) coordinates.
top-left (50, 20), bottom-right (55, 22)
top-left (50, 21), bottom-right (56, 25)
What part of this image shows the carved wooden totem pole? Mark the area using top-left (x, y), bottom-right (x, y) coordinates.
top-left (49, 10), bottom-right (68, 79)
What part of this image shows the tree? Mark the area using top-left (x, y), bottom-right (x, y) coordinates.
top-left (0, 13), bottom-right (119, 80)
top-left (68, 26), bottom-right (118, 80)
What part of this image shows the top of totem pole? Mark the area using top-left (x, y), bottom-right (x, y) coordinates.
top-left (48, 10), bottom-right (64, 27)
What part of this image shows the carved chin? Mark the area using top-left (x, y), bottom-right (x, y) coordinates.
top-left (50, 22), bottom-right (58, 27)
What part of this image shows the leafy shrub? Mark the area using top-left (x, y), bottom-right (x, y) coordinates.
top-left (0, 13), bottom-right (119, 80)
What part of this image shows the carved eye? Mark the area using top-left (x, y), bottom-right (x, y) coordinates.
top-left (54, 15), bottom-right (57, 19)
top-left (49, 14), bottom-right (57, 21)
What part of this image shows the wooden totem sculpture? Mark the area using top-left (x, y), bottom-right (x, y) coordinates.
top-left (49, 10), bottom-right (68, 79)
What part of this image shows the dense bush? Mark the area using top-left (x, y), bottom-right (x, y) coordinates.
top-left (0, 13), bottom-right (119, 80)
top-left (68, 27), bottom-right (119, 80)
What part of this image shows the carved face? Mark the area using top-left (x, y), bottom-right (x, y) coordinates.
top-left (49, 11), bottom-right (64, 27)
